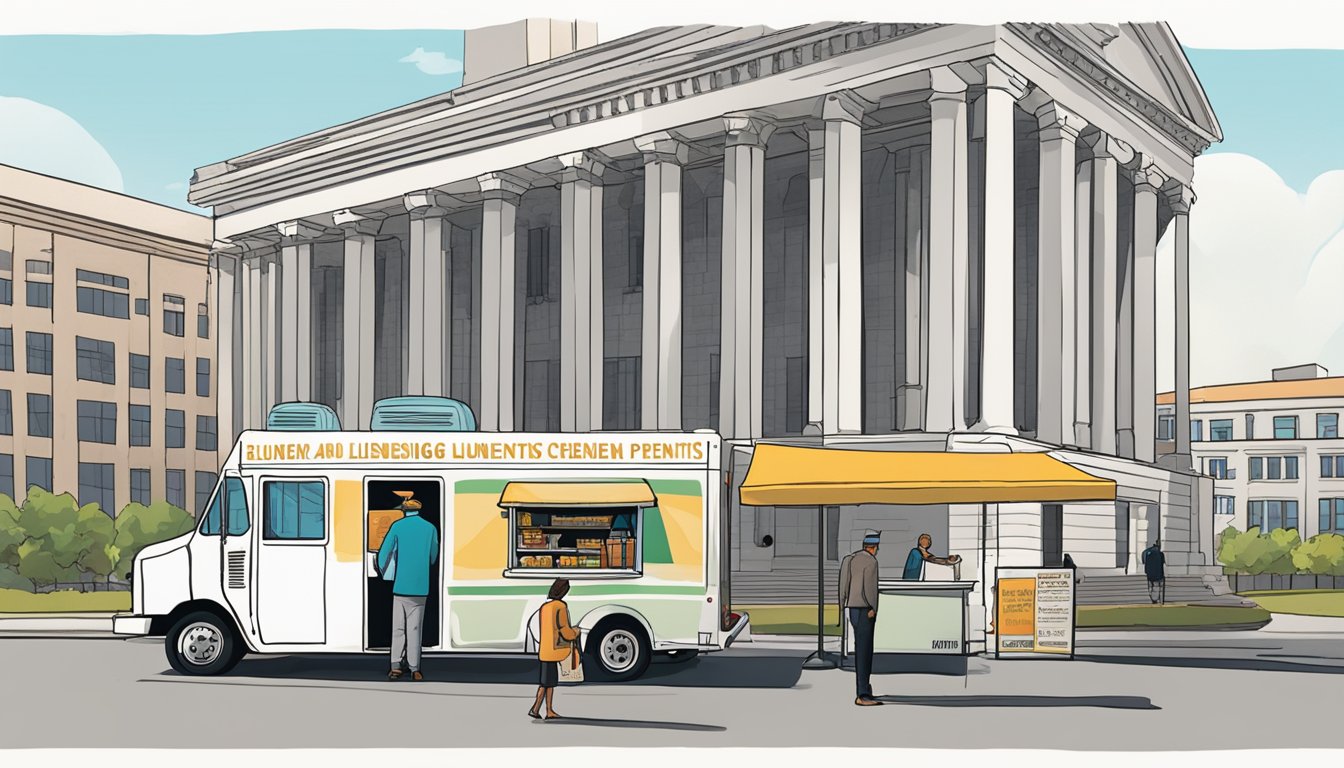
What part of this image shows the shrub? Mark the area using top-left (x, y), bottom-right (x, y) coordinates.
top-left (1292, 534), bottom-right (1344, 576)
top-left (1218, 526), bottom-right (1299, 575)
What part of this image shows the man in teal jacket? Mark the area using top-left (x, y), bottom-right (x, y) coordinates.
top-left (377, 494), bottom-right (439, 681)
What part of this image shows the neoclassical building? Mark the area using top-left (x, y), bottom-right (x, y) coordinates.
top-left (191, 22), bottom-right (1222, 634)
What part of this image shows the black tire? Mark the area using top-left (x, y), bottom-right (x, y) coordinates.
top-left (165, 610), bottom-right (244, 676)
top-left (584, 617), bottom-right (651, 682)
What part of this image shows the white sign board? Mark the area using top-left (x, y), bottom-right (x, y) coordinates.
top-left (994, 567), bottom-right (1076, 659)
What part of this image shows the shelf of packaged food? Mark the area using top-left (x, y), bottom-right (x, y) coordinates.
top-left (503, 568), bottom-right (642, 579)
top-left (515, 548), bottom-right (604, 554)
top-left (524, 525), bottom-right (617, 530)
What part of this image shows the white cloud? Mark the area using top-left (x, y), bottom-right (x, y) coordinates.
top-left (1157, 153), bottom-right (1344, 389)
top-left (165, 181), bottom-right (186, 191)
top-left (399, 47), bottom-right (463, 76)
top-left (0, 96), bottom-right (124, 192)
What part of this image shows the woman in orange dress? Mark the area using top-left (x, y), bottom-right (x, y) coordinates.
top-left (530, 578), bottom-right (580, 719)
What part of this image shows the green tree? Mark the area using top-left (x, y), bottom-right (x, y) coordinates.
top-left (1292, 534), bottom-right (1344, 576)
top-left (113, 500), bottom-right (194, 580)
top-left (1261, 528), bottom-right (1301, 575)
top-left (76, 502), bottom-right (118, 587)
top-left (0, 493), bottom-right (23, 571)
top-left (1217, 526), bottom-right (1254, 572)
top-left (15, 489), bottom-right (85, 589)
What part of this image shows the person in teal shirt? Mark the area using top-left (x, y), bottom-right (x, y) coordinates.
top-left (377, 495), bottom-right (439, 681)
top-left (902, 533), bottom-right (961, 580)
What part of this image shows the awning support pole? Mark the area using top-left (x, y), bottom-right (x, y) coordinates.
top-left (802, 504), bottom-right (837, 670)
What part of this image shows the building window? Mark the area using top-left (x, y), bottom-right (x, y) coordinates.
top-left (526, 227), bottom-right (551, 300)
top-left (196, 415), bottom-right (217, 452)
top-left (26, 280), bottom-right (53, 308)
top-left (1249, 499), bottom-right (1299, 532)
top-left (77, 462), bottom-right (116, 514)
top-left (1286, 456), bottom-right (1300, 480)
top-left (1320, 499), bottom-right (1344, 534)
top-left (26, 332), bottom-right (53, 375)
top-left (165, 357), bottom-right (185, 394)
top-left (25, 259), bottom-right (52, 276)
top-left (1250, 457), bottom-right (1263, 480)
top-left (165, 409), bottom-right (185, 449)
top-left (508, 505), bottom-right (639, 574)
top-left (1215, 495), bottom-right (1235, 516)
top-left (1321, 455), bottom-right (1344, 479)
top-left (130, 353), bottom-right (150, 389)
top-left (77, 400), bottom-right (117, 445)
top-left (1157, 415), bottom-right (1175, 441)
top-left (1318, 413), bottom-right (1339, 439)
top-left (1267, 457), bottom-right (1281, 480)
top-left (602, 356), bottom-right (641, 430)
top-left (786, 356), bottom-right (807, 435)
top-left (628, 235), bottom-right (644, 289)
top-left (75, 336), bottom-right (117, 384)
top-left (0, 390), bottom-right (10, 436)
top-left (27, 393), bottom-right (51, 438)
top-left (163, 294), bottom-right (185, 336)
top-left (196, 358), bottom-right (210, 397)
top-left (1206, 457), bottom-right (1229, 480)
top-left (0, 277), bottom-right (11, 305)
top-left (131, 469), bottom-right (151, 506)
top-left (0, 454), bottom-right (12, 500)
top-left (0, 327), bottom-right (11, 371)
top-left (76, 268), bottom-right (129, 289)
top-left (130, 405), bottom-right (152, 447)
top-left (197, 303), bottom-right (210, 339)
top-left (1210, 419), bottom-right (1234, 441)
top-left (263, 481), bottom-right (326, 540)
top-left (76, 286), bottom-right (130, 319)
top-left (1245, 413), bottom-right (1255, 439)
top-left (1190, 419), bottom-right (1203, 442)
top-left (1273, 416), bottom-right (1298, 440)
top-left (135, 298), bottom-right (149, 316)
top-left (195, 471), bottom-right (218, 516)
top-left (165, 469), bottom-right (185, 510)
top-left (26, 457), bottom-right (53, 493)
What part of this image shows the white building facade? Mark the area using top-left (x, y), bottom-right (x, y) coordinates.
top-left (1159, 364), bottom-right (1344, 544)
top-left (191, 22), bottom-right (1222, 640)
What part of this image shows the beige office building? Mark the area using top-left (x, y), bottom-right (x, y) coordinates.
top-left (0, 164), bottom-right (218, 516)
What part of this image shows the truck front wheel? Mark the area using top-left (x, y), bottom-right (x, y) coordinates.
top-left (165, 611), bottom-right (244, 676)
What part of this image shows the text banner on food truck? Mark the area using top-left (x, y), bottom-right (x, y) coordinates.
top-left (241, 436), bottom-right (712, 465)
top-left (994, 567), bottom-right (1076, 659)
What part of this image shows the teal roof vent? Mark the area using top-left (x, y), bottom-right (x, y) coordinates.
top-left (267, 402), bottom-right (342, 431)
top-left (371, 396), bottom-right (477, 432)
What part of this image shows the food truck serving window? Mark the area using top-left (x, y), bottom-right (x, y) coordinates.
top-left (499, 481), bottom-right (654, 578)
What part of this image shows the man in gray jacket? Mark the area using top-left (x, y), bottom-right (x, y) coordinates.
top-left (839, 531), bottom-right (882, 706)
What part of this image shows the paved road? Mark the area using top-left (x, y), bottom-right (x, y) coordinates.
top-left (4, 630), bottom-right (1344, 749)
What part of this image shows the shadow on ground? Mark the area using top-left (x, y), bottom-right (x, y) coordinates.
top-left (876, 694), bottom-right (1158, 710)
top-left (1080, 654), bottom-right (1344, 675)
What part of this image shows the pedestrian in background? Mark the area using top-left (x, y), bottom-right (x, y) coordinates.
top-left (376, 492), bottom-right (439, 681)
top-left (1142, 540), bottom-right (1166, 604)
top-left (839, 531), bottom-right (882, 706)
top-left (531, 578), bottom-right (580, 720)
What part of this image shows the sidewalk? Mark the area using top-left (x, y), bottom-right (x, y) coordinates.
top-left (0, 612), bottom-right (117, 635)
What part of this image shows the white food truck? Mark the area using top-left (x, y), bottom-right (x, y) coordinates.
top-left (113, 397), bottom-right (748, 681)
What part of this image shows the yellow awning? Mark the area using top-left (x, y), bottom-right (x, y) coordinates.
top-left (738, 445), bottom-right (1117, 506)
top-left (499, 480), bottom-right (657, 508)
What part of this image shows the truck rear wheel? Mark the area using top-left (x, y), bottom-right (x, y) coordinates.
top-left (585, 617), bottom-right (651, 682)
top-left (166, 611), bottom-right (244, 676)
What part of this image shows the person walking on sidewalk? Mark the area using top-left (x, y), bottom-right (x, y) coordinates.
top-left (376, 493), bottom-right (439, 681)
top-left (531, 578), bottom-right (581, 720)
top-left (839, 531), bottom-right (883, 706)
top-left (1142, 540), bottom-right (1166, 604)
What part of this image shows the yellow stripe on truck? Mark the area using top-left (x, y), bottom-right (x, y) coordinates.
top-left (334, 479), bottom-right (364, 562)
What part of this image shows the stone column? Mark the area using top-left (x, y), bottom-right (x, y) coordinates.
top-left (276, 220), bottom-right (320, 403)
top-left (404, 192), bottom-right (453, 397)
top-left (979, 63), bottom-right (1027, 434)
top-left (335, 211), bottom-right (380, 430)
top-left (263, 253), bottom-right (280, 416)
top-left (818, 92), bottom-right (867, 435)
top-left (478, 173), bottom-right (526, 433)
top-left (558, 152), bottom-right (606, 433)
top-left (1073, 160), bottom-right (1093, 448)
top-left (892, 143), bottom-right (927, 431)
top-left (1131, 160), bottom-right (1165, 464)
top-left (1032, 99), bottom-right (1087, 446)
top-left (1168, 186), bottom-right (1195, 469)
top-left (1082, 132), bottom-right (1132, 455)
top-left (636, 133), bottom-right (688, 431)
top-left (925, 68), bottom-right (971, 433)
top-left (720, 115), bottom-right (774, 440)
top-left (242, 255), bottom-right (264, 429)
top-left (806, 127), bottom-right (825, 430)
top-left (212, 249), bottom-right (239, 446)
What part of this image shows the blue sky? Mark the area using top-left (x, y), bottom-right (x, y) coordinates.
top-left (0, 31), bottom-right (465, 210)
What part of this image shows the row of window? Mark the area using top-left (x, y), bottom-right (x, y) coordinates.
top-left (1215, 496), bottom-right (1344, 534)
top-left (0, 458), bottom-right (213, 515)
top-left (0, 270), bottom-right (208, 339)
top-left (75, 401), bottom-right (217, 450)
top-left (198, 480), bottom-right (326, 541)
top-left (1204, 454), bottom-right (1344, 481)
top-left (0, 329), bottom-right (210, 396)
top-left (1164, 413), bottom-right (1341, 442)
